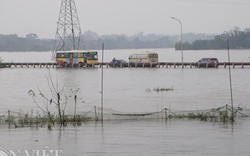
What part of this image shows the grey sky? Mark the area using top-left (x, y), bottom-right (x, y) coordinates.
top-left (0, 0), bottom-right (250, 38)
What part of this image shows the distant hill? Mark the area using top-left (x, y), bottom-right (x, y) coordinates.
top-left (0, 31), bottom-right (214, 51)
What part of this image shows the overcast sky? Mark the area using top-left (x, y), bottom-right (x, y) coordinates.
top-left (0, 0), bottom-right (250, 38)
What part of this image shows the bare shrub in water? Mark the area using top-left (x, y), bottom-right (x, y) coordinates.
top-left (28, 71), bottom-right (87, 128)
top-left (28, 72), bottom-right (82, 127)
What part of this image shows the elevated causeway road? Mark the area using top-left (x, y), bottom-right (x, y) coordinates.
top-left (1, 62), bottom-right (250, 68)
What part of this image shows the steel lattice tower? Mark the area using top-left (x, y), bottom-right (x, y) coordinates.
top-left (53, 0), bottom-right (82, 53)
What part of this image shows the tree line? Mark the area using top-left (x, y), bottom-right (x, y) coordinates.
top-left (0, 34), bottom-right (53, 51)
top-left (175, 27), bottom-right (250, 50)
top-left (8, 28), bottom-right (250, 51)
top-left (82, 31), bottom-right (176, 50)
top-left (0, 30), bottom-right (231, 52)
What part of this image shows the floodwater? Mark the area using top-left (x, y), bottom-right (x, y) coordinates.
top-left (1, 119), bottom-right (250, 156)
top-left (0, 48), bottom-right (250, 155)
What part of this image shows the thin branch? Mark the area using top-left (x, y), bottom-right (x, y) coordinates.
top-left (46, 76), bottom-right (57, 98)
top-left (48, 70), bottom-right (58, 94)
top-left (28, 90), bottom-right (46, 113)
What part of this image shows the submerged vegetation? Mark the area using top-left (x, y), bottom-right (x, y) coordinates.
top-left (145, 86), bottom-right (174, 92)
top-left (168, 105), bottom-right (247, 122)
top-left (2, 104), bottom-right (248, 129)
top-left (4, 110), bottom-right (91, 129)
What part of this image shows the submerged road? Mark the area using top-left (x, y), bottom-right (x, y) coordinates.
top-left (1, 62), bottom-right (250, 68)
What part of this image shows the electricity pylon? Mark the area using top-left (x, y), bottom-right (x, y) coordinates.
top-left (53, 0), bottom-right (82, 55)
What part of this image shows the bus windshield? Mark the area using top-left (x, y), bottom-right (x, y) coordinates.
top-left (87, 52), bottom-right (98, 60)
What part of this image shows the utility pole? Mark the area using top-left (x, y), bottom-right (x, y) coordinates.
top-left (227, 39), bottom-right (234, 122)
top-left (101, 43), bottom-right (104, 123)
top-left (53, 0), bottom-right (82, 57)
top-left (171, 17), bottom-right (183, 66)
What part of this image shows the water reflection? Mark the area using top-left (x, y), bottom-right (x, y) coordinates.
top-left (0, 119), bottom-right (250, 155)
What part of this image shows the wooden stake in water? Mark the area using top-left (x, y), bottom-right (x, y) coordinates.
top-left (165, 108), bottom-right (168, 120)
top-left (8, 110), bottom-right (11, 128)
top-left (94, 106), bottom-right (97, 121)
top-left (227, 39), bottom-right (234, 122)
